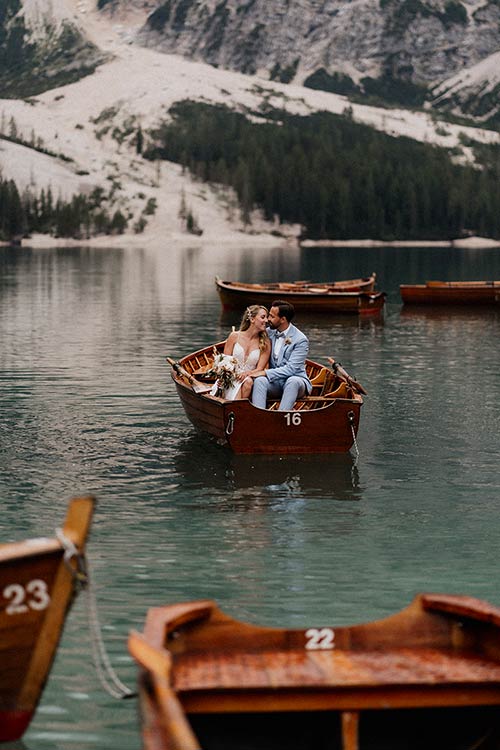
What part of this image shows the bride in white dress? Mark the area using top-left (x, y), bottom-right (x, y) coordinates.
top-left (214, 305), bottom-right (271, 400)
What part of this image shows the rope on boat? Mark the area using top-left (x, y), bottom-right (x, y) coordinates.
top-left (56, 528), bottom-right (88, 588)
top-left (56, 529), bottom-right (136, 700)
top-left (347, 411), bottom-right (360, 461)
top-left (226, 411), bottom-right (235, 435)
top-left (84, 571), bottom-right (137, 699)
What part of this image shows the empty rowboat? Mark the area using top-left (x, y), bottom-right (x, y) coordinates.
top-left (216, 276), bottom-right (385, 314)
top-left (400, 280), bottom-right (500, 305)
top-left (128, 592), bottom-right (500, 750)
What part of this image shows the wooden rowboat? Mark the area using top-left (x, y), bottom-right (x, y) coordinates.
top-left (128, 593), bottom-right (500, 750)
top-left (215, 276), bottom-right (385, 314)
top-left (0, 496), bottom-right (95, 742)
top-left (168, 344), bottom-right (363, 454)
top-left (400, 280), bottom-right (500, 305)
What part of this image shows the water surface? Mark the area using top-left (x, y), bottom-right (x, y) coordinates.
top-left (1, 242), bottom-right (499, 749)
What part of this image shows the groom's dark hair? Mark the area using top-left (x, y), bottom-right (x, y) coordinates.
top-left (272, 300), bottom-right (295, 322)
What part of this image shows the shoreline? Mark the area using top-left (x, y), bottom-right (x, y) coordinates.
top-left (2, 233), bottom-right (500, 251)
top-left (300, 235), bottom-right (500, 249)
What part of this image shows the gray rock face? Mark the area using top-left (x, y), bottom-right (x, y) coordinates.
top-left (134, 0), bottom-right (498, 81)
top-left (133, 0), bottom-right (500, 119)
top-left (0, 0), bottom-right (107, 98)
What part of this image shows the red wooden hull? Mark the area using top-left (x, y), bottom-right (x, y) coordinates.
top-left (401, 280), bottom-right (500, 305)
top-left (216, 277), bottom-right (385, 314)
top-left (172, 347), bottom-right (363, 455)
top-left (0, 710), bottom-right (33, 743)
top-left (0, 497), bottom-right (95, 742)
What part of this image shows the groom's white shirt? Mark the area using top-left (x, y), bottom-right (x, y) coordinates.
top-left (266, 324), bottom-right (312, 392)
top-left (273, 325), bottom-right (290, 360)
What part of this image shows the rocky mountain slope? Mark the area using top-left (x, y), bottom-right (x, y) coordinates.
top-left (1, 0), bottom-right (500, 246)
top-left (133, 0), bottom-right (500, 124)
top-left (0, 0), bottom-right (106, 97)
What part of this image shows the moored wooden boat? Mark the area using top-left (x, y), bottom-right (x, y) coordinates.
top-left (128, 593), bottom-right (500, 750)
top-left (400, 280), bottom-right (500, 305)
top-left (215, 276), bottom-right (385, 314)
top-left (0, 496), bottom-right (95, 742)
top-left (168, 344), bottom-right (363, 454)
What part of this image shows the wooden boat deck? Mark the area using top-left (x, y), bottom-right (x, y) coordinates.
top-left (216, 274), bottom-right (377, 294)
top-left (174, 646), bottom-right (500, 696)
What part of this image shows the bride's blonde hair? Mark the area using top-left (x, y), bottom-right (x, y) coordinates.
top-left (240, 305), bottom-right (269, 351)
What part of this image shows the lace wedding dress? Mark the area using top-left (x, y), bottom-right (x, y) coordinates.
top-left (212, 340), bottom-right (260, 400)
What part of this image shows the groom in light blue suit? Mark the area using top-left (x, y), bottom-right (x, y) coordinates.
top-left (251, 300), bottom-right (312, 411)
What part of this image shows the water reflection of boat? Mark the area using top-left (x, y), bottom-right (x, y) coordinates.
top-left (169, 344), bottom-right (364, 455)
top-left (400, 305), bottom-right (500, 322)
top-left (174, 436), bottom-right (361, 500)
top-left (219, 308), bottom-right (386, 331)
top-left (400, 280), bottom-right (500, 306)
top-left (216, 275), bottom-right (385, 315)
top-left (0, 497), bottom-right (95, 742)
top-left (128, 593), bottom-right (500, 750)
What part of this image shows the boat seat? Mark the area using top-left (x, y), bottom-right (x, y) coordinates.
top-left (310, 368), bottom-right (337, 396)
top-left (324, 381), bottom-right (352, 399)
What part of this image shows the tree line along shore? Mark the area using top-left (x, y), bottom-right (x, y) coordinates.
top-left (2, 101), bottom-right (500, 245)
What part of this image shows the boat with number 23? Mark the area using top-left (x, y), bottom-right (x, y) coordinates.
top-left (0, 496), bottom-right (95, 742)
top-left (128, 592), bottom-right (500, 750)
top-left (168, 344), bottom-right (364, 454)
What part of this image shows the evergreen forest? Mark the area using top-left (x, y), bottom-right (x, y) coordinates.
top-left (0, 177), bottom-right (128, 242)
top-left (146, 101), bottom-right (500, 240)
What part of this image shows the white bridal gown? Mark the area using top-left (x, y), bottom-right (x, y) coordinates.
top-left (213, 341), bottom-right (261, 400)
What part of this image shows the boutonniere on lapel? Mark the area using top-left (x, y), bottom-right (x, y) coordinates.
top-left (284, 337), bottom-right (292, 346)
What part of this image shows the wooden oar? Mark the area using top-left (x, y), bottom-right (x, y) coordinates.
top-left (327, 357), bottom-right (367, 395)
top-left (166, 358), bottom-right (213, 394)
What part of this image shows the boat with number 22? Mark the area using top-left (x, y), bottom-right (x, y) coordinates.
top-left (168, 344), bottom-right (364, 454)
top-left (128, 593), bottom-right (500, 750)
top-left (0, 496), bottom-right (95, 742)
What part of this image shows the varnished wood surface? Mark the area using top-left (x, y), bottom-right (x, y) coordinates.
top-left (216, 274), bottom-right (378, 294)
top-left (171, 647), bottom-right (500, 693)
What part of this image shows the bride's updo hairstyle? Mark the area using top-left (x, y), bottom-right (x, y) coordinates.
top-left (240, 305), bottom-right (269, 351)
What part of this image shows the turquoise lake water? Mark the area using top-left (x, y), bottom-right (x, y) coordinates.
top-left (0, 241), bottom-right (499, 749)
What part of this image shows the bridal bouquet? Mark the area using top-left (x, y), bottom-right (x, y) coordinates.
top-left (208, 348), bottom-right (240, 395)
